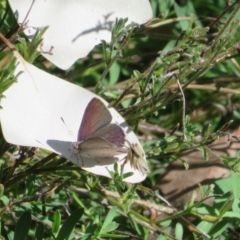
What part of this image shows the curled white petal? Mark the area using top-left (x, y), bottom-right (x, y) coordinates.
top-left (0, 54), bottom-right (147, 182)
top-left (9, 0), bottom-right (153, 69)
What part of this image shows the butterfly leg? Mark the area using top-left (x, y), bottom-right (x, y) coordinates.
top-left (70, 147), bottom-right (84, 167)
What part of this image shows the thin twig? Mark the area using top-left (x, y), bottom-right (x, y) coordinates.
top-left (177, 79), bottom-right (187, 141)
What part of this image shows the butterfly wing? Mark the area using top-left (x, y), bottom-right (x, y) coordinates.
top-left (91, 123), bottom-right (125, 147)
top-left (77, 138), bottom-right (128, 158)
top-left (78, 98), bottom-right (112, 141)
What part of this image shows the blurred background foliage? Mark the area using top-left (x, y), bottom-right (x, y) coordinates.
top-left (1, 0), bottom-right (240, 239)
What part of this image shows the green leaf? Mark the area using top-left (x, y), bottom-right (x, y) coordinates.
top-left (0, 184), bottom-right (4, 198)
top-left (13, 212), bottom-right (31, 240)
top-left (231, 171), bottom-right (240, 200)
top-left (215, 177), bottom-right (231, 194)
top-left (175, 223), bottom-right (183, 240)
top-left (157, 235), bottom-right (167, 240)
top-left (100, 207), bottom-right (118, 233)
top-left (52, 210), bottom-right (61, 235)
top-left (25, 174), bottom-right (36, 196)
top-left (222, 211), bottom-right (240, 219)
top-left (198, 146), bottom-right (209, 161)
top-left (109, 62), bottom-right (120, 85)
top-left (208, 220), bottom-right (229, 238)
top-left (85, 222), bottom-right (98, 235)
top-left (101, 40), bottom-right (109, 64)
top-left (100, 222), bottom-right (119, 235)
top-left (122, 172), bottom-right (134, 179)
top-left (56, 208), bottom-right (84, 240)
top-left (35, 223), bottom-right (44, 240)
top-left (157, 0), bottom-right (175, 18)
top-left (79, 233), bottom-right (91, 240)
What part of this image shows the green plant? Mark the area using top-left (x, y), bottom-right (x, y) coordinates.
top-left (1, 0), bottom-right (240, 239)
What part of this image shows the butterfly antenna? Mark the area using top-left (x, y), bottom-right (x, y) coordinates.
top-left (60, 117), bottom-right (77, 140)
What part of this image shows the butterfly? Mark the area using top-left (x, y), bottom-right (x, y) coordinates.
top-left (72, 97), bottom-right (128, 165)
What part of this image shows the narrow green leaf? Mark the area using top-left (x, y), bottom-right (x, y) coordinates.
top-left (0, 184), bottom-right (4, 198)
top-left (157, 235), bottom-right (167, 240)
top-left (79, 233), bottom-right (91, 240)
top-left (231, 171), bottom-right (240, 200)
top-left (85, 222), bottom-right (98, 235)
top-left (101, 222), bottom-right (119, 234)
top-left (175, 222), bottom-right (183, 240)
top-left (113, 162), bottom-right (119, 175)
top-left (101, 207), bottom-right (118, 232)
top-left (122, 172), bottom-right (134, 179)
top-left (56, 208), bottom-right (83, 240)
top-left (52, 210), bottom-right (61, 235)
top-left (209, 220), bottom-right (228, 238)
top-left (158, 0), bottom-right (175, 18)
top-left (109, 62), bottom-right (120, 85)
top-left (222, 211), bottom-right (240, 219)
top-left (35, 223), bottom-right (44, 240)
top-left (101, 40), bottom-right (109, 64)
top-left (13, 212), bottom-right (31, 240)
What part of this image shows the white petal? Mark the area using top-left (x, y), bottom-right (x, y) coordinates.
top-left (9, 0), bottom-right (152, 69)
top-left (0, 53), bottom-right (147, 182)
